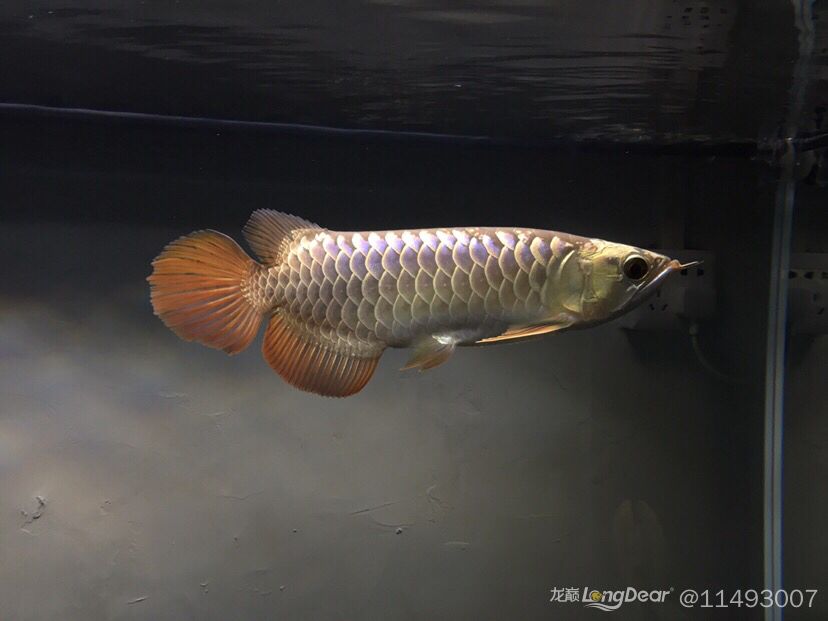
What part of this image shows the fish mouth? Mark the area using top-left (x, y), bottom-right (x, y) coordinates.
top-left (632, 258), bottom-right (702, 302)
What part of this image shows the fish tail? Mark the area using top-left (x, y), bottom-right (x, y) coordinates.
top-left (148, 230), bottom-right (264, 354)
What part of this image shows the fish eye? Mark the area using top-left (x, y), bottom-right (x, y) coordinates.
top-left (623, 255), bottom-right (649, 281)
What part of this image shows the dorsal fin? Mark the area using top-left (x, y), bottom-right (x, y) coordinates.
top-left (242, 209), bottom-right (321, 265)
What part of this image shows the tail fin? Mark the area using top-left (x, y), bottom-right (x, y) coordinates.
top-left (148, 230), bottom-right (264, 354)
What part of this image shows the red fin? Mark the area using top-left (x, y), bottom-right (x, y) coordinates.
top-left (148, 230), bottom-right (263, 354)
top-left (242, 209), bottom-right (321, 265)
top-left (262, 314), bottom-right (382, 397)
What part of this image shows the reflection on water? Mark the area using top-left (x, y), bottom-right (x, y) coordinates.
top-left (2, 0), bottom-right (816, 143)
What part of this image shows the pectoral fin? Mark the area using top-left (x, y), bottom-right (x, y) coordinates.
top-left (475, 317), bottom-right (575, 345)
top-left (401, 337), bottom-right (456, 371)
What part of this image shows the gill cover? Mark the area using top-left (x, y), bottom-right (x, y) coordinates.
top-left (562, 240), bottom-right (674, 324)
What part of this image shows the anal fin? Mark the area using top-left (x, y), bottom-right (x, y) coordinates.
top-left (401, 336), bottom-right (456, 371)
top-left (262, 313), bottom-right (383, 397)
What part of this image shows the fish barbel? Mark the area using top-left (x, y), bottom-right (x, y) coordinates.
top-left (149, 210), bottom-right (685, 397)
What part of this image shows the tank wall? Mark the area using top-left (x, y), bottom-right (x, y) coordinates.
top-left (0, 120), bottom-right (773, 620)
top-left (784, 183), bottom-right (828, 621)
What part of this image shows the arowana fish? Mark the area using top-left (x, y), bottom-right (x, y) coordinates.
top-left (148, 210), bottom-right (691, 397)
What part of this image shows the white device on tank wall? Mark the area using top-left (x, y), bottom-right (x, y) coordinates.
top-left (787, 253), bottom-right (828, 335)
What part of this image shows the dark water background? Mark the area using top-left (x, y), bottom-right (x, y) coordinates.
top-left (1, 1), bottom-right (827, 620)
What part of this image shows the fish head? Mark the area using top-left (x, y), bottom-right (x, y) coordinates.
top-left (567, 240), bottom-right (685, 325)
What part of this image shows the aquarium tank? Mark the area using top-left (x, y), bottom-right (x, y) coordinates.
top-left (0, 1), bottom-right (826, 620)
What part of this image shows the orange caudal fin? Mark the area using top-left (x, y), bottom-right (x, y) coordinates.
top-left (148, 230), bottom-right (264, 354)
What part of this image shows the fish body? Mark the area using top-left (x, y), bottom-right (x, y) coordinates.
top-left (149, 210), bottom-right (682, 396)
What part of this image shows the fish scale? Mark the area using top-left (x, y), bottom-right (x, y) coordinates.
top-left (250, 227), bottom-right (575, 352)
